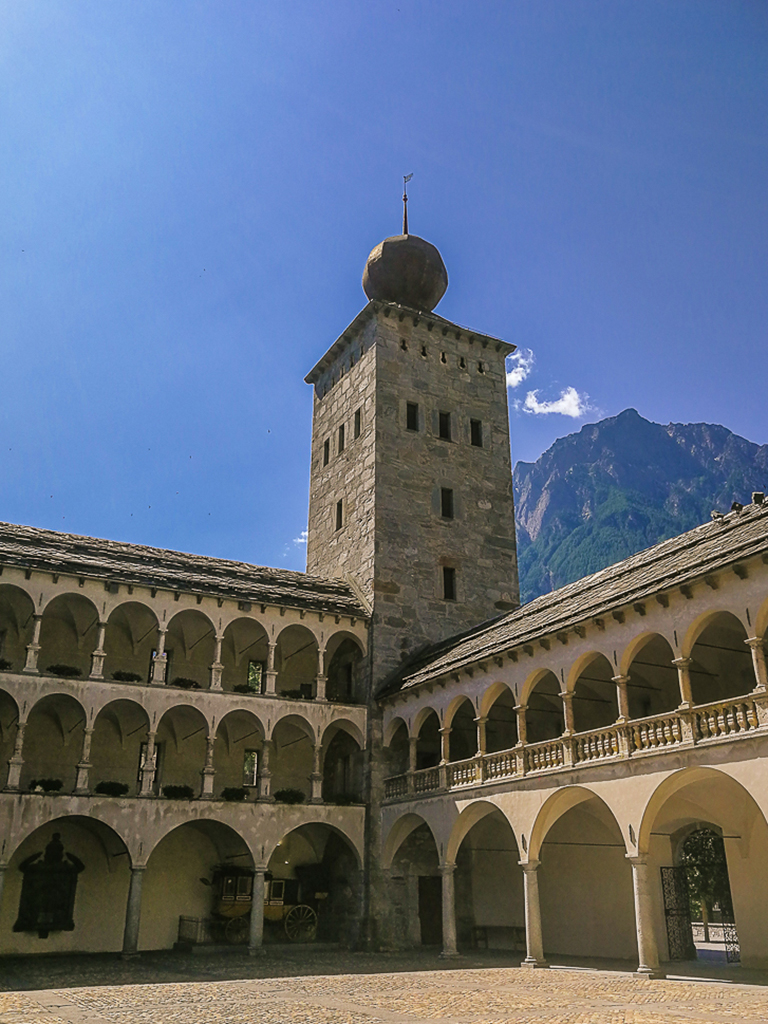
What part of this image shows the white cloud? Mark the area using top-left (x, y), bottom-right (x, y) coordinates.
top-left (523, 386), bottom-right (593, 418)
top-left (293, 530), bottom-right (308, 545)
top-left (506, 348), bottom-right (535, 389)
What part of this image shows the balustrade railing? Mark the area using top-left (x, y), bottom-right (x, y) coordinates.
top-left (383, 691), bottom-right (768, 801)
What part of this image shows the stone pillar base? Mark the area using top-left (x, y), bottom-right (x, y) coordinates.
top-left (438, 950), bottom-right (461, 959)
top-left (636, 966), bottom-right (665, 979)
top-left (521, 957), bottom-right (549, 969)
top-left (248, 946), bottom-right (267, 957)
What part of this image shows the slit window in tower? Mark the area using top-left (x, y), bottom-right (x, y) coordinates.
top-left (338, 424), bottom-right (345, 454)
top-left (335, 499), bottom-right (343, 531)
top-left (323, 439), bottom-right (330, 466)
top-left (470, 419), bottom-right (483, 447)
top-left (406, 402), bottom-right (419, 431)
top-left (354, 408), bottom-right (361, 439)
top-left (439, 411), bottom-right (452, 441)
top-left (441, 488), bottom-right (454, 519)
top-left (443, 566), bottom-right (457, 601)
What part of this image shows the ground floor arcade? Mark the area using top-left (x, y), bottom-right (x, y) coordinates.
top-left (378, 753), bottom-right (768, 973)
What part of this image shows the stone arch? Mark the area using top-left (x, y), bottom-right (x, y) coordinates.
top-left (686, 611), bottom-right (754, 704)
top-left (446, 800), bottom-right (519, 865)
top-left (524, 670), bottom-right (563, 743)
top-left (90, 698), bottom-right (151, 797)
top-left (623, 632), bottom-right (679, 718)
top-left (269, 713), bottom-right (315, 801)
top-left (384, 717), bottom-right (409, 778)
top-left (141, 818), bottom-right (254, 951)
top-left (321, 721), bottom-right (364, 803)
top-left (755, 593), bottom-right (768, 642)
top-left (38, 592), bottom-right (100, 680)
top-left (324, 631), bottom-right (365, 703)
top-left (384, 715), bottom-right (408, 747)
top-left (165, 609), bottom-right (217, 691)
top-left (482, 682), bottom-right (518, 752)
top-left (413, 707), bottom-right (440, 770)
top-left (213, 707), bottom-right (266, 798)
top-left (532, 787), bottom-right (636, 962)
top-left (275, 623), bottom-right (319, 699)
top-left (0, 687), bottom-right (20, 790)
top-left (220, 615), bottom-right (269, 694)
top-left (382, 812), bottom-right (440, 871)
top-left (0, 583), bottom-right (36, 672)
top-left (682, 607), bottom-right (750, 657)
top-left (320, 718), bottom-right (364, 750)
top-left (0, 815), bottom-right (133, 955)
top-left (103, 601), bottom-right (159, 685)
top-left (570, 652), bottom-right (618, 732)
top-left (154, 703), bottom-right (210, 796)
top-left (444, 695), bottom-right (476, 763)
top-left (21, 692), bottom-right (88, 793)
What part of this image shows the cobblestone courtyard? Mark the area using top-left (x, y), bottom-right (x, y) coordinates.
top-left (1, 950), bottom-right (767, 1024)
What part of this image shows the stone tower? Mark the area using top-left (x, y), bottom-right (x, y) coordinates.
top-left (305, 227), bottom-right (519, 690)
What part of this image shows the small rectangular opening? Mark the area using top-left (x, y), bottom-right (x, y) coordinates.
top-left (243, 749), bottom-right (259, 786)
top-left (354, 408), bottom-right (361, 438)
top-left (335, 499), bottom-right (343, 531)
top-left (406, 402), bottom-right (419, 431)
top-left (439, 411), bottom-right (452, 441)
top-left (323, 439), bottom-right (330, 466)
top-left (470, 419), bottom-right (483, 447)
top-left (443, 566), bottom-right (457, 601)
top-left (441, 488), bottom-right (454, 519)
top-left (338, 424), bottom-right (345, 454)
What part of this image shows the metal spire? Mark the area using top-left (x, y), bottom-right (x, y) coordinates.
top-left (402, 173), bottom-right (413, 235)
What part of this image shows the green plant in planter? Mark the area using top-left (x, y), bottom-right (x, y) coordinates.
top-left (95, 781), bottom-right (130, 797)
top-left (221, 787), bottom-right (248, 802)
top-left (46, 664), bottom-right (82, 678)
top-left (172, 677), bottom-right (200, 690)
top-left (29, 778), bottom-right (63, 793)
top-left (0, 658), bottom-right (11, 671)
top-left (112, 670), bottom-right (143, 683)
top-left (162, 784), bottom-right (195, 799)
top-left (273, 788), bottom-right (306, 804)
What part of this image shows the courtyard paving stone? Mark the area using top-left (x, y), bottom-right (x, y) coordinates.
top-left (1, 950), bottom-right (767, 1024)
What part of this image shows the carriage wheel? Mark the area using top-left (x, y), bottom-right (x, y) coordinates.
top-left (225, 915), bottom-right (250, 945)
top-left (284, 904), bottom-right (317, 942)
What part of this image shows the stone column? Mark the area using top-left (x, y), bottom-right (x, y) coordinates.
top-left (265, 642), bottom-right (277, 695)
top-left (613, 674), bottom-right (630, 722)
top-left (257, 740), bottom-right (274, 801)
top-left (628, 855), bottom-right (663, 977)
top-left (200, 734), bottom-right (216, 798)
top-left (315, 645), bottom-right (327, 701)
top-left (407, 735), bottom-right (417, 794)
top-left (515, 705), bottom-right (528, 746)
top-left (310, 741), bottom-right (323, 803)
top-left (249, 869), bottom-right (266, 955)
top-left (672, 657), bottom-right (693, 709)
top-left (139, 732), bottom-right (157, 796)
top-left (5, 720), bottom-right (26, 791)
top-left (122, 866), bottom-right (146, 957)
top-left (746, 637), bottom-right (768, 692)
top-left (209, 634), bottom-right (224, 690)
top-left (439, 863), bottom-right (459, 958)
top-left (439, 726), bottom-right (451, 764)
top-left (74, 727), bottom-right (94, 794)
top-left (151, 629), bottom-right (168, 685)
top-left (560, 691), bottom-right (575, 735)
top-left (474, 715), bottom-right (487, 756)
top-left (520, 860), bottom-right (548, 968)
top-left (89, 621), bottom-right (108, 680)
top-left (23, 614), bottom-right (43, 674)
top-left (0, 864), bottom-right (6, 917)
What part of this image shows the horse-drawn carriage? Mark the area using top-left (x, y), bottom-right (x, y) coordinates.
top-left (210, 868), bottom-right (324, 944)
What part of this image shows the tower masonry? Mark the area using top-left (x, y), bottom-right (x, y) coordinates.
top-left (305, 231), bottom-right (520, 688)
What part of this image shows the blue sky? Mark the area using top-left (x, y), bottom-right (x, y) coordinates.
top-left (1, 1), bottom-right (766, 572)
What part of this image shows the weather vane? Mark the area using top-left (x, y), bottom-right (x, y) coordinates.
top-left (402, 173), bottom-right (413, 234)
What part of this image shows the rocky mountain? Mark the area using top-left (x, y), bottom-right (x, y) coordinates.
top-left (513, 408), bottom-right (768, 603)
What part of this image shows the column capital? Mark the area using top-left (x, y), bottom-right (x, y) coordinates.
top-left (612, 674), bottom-right (630, 684)
top-left (439, 861), bottom-right (456, 876)
top-left (473, 714), bottom-right (488, 725)
top-left (746, 636), bottom-right (766, 651)
top-left (438, 725), bottom-right (452, 735)
top-left (626, 853), bottom-right (648, 867)
top-left (130, 864), bottom-right (148, 874)
top-left (559, 689), bottom-right (573, 702)
top-left (519, 858), bottom-right (541, 872)
top-left (671, 656), bottom-right (691, 668)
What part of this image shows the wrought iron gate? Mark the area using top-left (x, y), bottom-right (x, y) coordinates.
top-left (661, 866), bottom-right (696, 961)
top-left (716, 887), bottom-right (740, 964)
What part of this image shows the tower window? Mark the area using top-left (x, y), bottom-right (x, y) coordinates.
top-left (443, 566), bottom-right (457, 601)
top-left (354, 408), bottom-right (361, 439)
top-left (400, 338), bottom-right (408, 351)
top-left (406, 402), bottom-right (419, 431)
top-left (335, 499), bottom-right (343, 531)
top-left (470, 419), bottom-right (483, 447)
top-left (478, 361), bottom-right (485, 373)
top-left (421, 345), bottom-right (427, 357)
top-left (338, 424), bottom-right (345, 454)
top-left (459, 356), bottom-right (466, 369)
top-left (440, 352), bottom-right (447, 364)
top-left (439, 412), bottom-right (452, 441)
top-left (441, 488), bottom-right (454, 519)
top-left (323, 439), bottom-right (330, 466)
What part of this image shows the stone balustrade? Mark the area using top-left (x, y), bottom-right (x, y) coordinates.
top-left (383, 692), bottom-right (768, 801)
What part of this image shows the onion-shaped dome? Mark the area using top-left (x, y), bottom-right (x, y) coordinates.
top-left (362, 234), bottom-right (448, 311)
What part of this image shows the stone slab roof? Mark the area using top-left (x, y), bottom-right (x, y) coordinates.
top-left (0, 521), bottom-right (368, 618)
top-left (379, 500), bottom-right (768, 698)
